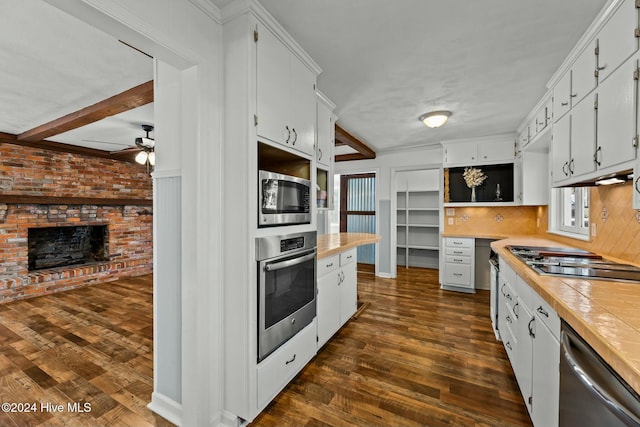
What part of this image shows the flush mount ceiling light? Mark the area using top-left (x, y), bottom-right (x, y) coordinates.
top-left (419, 110), bottom-right (452, 128)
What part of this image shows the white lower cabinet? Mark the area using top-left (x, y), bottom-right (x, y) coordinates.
top-left (498, 262), bottom-right (560, 427)
top-left (257, 319), bottom-right (317, 408)
top-left (442, 237), bottom-right (475, 292)
top-left (316, 248), bottom-right (357, 349)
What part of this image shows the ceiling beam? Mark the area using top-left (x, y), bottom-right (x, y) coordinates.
top-left (17, 80), bottom-right (154, 142)
top-left (334, 124), bottom-right (376, 162)
top-left (0, 132), bottom-right (137, 163)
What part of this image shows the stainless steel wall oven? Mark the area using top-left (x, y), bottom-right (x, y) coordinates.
top-left (256, 231), bottom-right (316, 362)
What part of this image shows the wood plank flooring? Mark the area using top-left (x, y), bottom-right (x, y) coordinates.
top-left (251, 266), bottom-right (532, 427)
top-left (0, 275), bottom-right (173, 427)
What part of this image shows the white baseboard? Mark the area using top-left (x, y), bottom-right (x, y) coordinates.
top-left (376, 272), bottom-right (392, 278)
top-left (148, 392), bottom-right (182, 426)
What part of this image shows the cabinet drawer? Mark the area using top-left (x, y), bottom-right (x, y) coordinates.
top-left (516, 275), bottom-right (533, 310)
top-left (445, 247), bottom-right (471, 256)
top-left (499, 257), bottom-right (517, 286)
top-left (444, 264), bottom-right (472, 286)
top-left (340, 248), bottom-right (357, 266)
top-left (318, 255), bottom-right (339, 277)
top-left (500, 314), bottom-right (517, 364)
top-left (444, 237), bottom-right (473, 249)
top-left (257, 320), bottom-right (317, 408)
top-left (445, 255), bottom-right (471, 265)
top-left (532, 292), bottom-right (560, 340)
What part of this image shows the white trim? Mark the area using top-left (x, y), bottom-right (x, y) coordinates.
top-left (148, 392), bottom-right (183, 426)
top-left (516, 92), bottom-right (552, 135)
top-left (376, 272), bottom-right (393, 279)
top-left (547, 229), bottom-right (591, 242)
top-left (440, 132), bottom-right (517, 147)
top-left (152, 169), bottom-right (183, 179)
top-left (188, 0), bottom-right (222, 24)
top-left (315, 89), bottom-right (336, 111)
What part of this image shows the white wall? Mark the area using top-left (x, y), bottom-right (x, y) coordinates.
top-left (45, 1), bottom-right (224, 426)
top-left (334, 145), bottom-right (443, 276)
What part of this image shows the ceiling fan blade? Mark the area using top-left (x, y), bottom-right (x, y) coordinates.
top-left (110, 146), bottom-right (141, 155)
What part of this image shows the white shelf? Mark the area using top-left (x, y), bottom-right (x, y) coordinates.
top-left (396, 181), bottom-right (440, 269)
top-left (444, 202), bottom-right (518, 207)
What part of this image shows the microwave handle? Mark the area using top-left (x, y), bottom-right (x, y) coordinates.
top-left (264, 251), bottom-right (316, 272)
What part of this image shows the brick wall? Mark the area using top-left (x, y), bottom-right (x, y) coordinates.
top-left (0, 143), bottom-right (153, 303)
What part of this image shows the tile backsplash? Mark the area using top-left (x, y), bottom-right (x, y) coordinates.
top-left (443, 205), bottom-right (539, 236)
top-left (538, 182), bottom-right (640, 265)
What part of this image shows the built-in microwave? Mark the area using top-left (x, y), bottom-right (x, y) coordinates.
top-left (258, 170), bottom-right (311, 227)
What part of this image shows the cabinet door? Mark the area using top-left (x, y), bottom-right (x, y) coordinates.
top-left (522, 151), bottom-right (549, 205)
top-left (256, 25), bottom-right (290, 146)
top-left (444, 142), bottom-right (478, 165)
top-left (289, 55), bottom-right (316, 156)
top-left (316, 100), bottom-right (333, 168)
top-left (531, 318), bottom-right (560, 427)
top-left (317, 271), bottom-right (341, 348)
top-left (516, 304), bottom-right (534, 416)
top-left (553, 71), bottom-right (572, 122)
top-left (339, 263), bottom-right (357, 325)
top-left (570, 93), bottom-right (597, 178)
top-left (597, 0), bottom-right (639, 83)
top-left (552, 114), bottom-right (571, 184)
top-left (478, 140), bottom-right (515, 163)
top-left (571, 42), bottom-right (597, 107)
top-left (597, 55), bottom-right (637, 170)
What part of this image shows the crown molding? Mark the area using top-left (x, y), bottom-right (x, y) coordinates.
top-left (188, 0), bottom-right (222, 24)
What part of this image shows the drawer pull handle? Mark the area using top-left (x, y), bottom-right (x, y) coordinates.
top-left (513, 302), bottom-right (519, 318)
top-left (505, 293), bottom-right (512, 301)
top-left (536, 306), bottom-right (549, 317)
top-left (506, 341), bottom-right (512, 350)
top-left (285, 354), bottom-right (296, 365)
top-left (453, 273), bottom-right (462, 277)
top-left (506, 315), bottom-right (512, 324)
top-left (453, 251), bottom-right (462, 254)
top-left (528, 318), bottom-right (536, 338)
top-left (326, 262), bottom-right (333, 268)
top-left (453, 258), bottom-right (463, 262)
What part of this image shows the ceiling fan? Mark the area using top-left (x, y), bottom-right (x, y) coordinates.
top-left (111, 124), bottom-right (155, 168)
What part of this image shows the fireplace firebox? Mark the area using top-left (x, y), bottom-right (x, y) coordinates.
top-left (28, 225), bottom-right (109, 271)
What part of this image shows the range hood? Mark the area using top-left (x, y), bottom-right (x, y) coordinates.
top-left (554, 169), bottom-right (634, 188)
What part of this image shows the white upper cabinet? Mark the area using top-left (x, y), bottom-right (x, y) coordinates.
top-left (316, 92), bottom-right (334, 168)
top-left (596, 0), bottom-right (639, 83)
top-left (571, 41), bottom-right (598, 107)
top-left (552, 114), bottom-right (572, 184)
top-left (553, 71), bottom-right (572, 122)
top-left (256, 24), bottom-right (316, 156)
top-left (444, 141), bottom-right (478, 165)
top-left (570, 92), bottom-right (597, 178)
top-left (596, 53), bottom-right (638, 171)
top-left (444, 138), bottom-right (515, 167)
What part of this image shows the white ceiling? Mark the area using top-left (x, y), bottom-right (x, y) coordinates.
top-left (0, 0), bottom-right (153, 151)
top-left (1, 0), bottom-right (610, 155)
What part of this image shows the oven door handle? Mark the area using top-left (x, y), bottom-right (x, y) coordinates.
top-left (264, 251), bottom-right (316, 272)
top-left (561, 330), bottom-right (640, 426)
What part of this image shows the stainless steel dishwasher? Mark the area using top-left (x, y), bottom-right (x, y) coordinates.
top-left (560, 321), bottom-right (640, 427)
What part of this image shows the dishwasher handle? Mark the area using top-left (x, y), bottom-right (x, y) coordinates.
top-left (561, 330), bottom-right (640, 426)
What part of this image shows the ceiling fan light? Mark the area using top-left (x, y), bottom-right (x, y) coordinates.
top-left (148, 151), bottom-right (156, 166)
top-left (135, 151), bottom-right (148, 165)
top-left (419, 110), bottom-right (452, 128)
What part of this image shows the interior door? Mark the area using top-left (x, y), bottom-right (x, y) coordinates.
top-left (340, 173), bottom-right (376, 265)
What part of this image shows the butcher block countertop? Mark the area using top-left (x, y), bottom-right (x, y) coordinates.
top-left (317, 233), bottom-right (380, 259)
top-left (492, 237), bottom-right (640, 394)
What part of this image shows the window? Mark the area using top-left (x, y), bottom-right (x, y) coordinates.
top-left (552, 187), bottom-right (590, 238)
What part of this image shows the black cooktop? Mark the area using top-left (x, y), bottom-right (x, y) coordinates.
top-left (507, 246), bottom-right (640, 283)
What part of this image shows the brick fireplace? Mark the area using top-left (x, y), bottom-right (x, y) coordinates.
top-left (0, 140), bottom-right (153, 303)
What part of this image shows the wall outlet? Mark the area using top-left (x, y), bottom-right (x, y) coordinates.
top-left (591, 223), bottom-right (597, 237)
top-left (446, 208), bottom-right (455, 216)
top-left (448, 218), bottom-right (454, 225)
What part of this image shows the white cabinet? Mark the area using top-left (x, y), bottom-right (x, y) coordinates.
top-left (571, 42), bottom-right (598, 107)
top-left (442, 237), bottom-right (474, 292)
top-left (396, 169), bottom-right (440, 269)
top-left (256, 24), bottom-right (316, 156)
top-left (596, 0), bottom-right (639, 83)
top-left (316, 91), bottom-right (336, 210)
top-left (316, 248), bottom-right (357, 349)
top-left (443, 138), bottom-right (515, 166)
top-left (553, 71), bottom-right (572, 122)
top-left (552, 114), bottom-right (572, 184)
top-left (596, 54), bottom-right (637, 172)
top-left (497, 261), bottom-right (560, 427)
top-left (570, 92), bottom-right (597, 178)
top-left (257, 320), bottom-right (317, 408)
top-left (521, 149), bottom-right (549, 205)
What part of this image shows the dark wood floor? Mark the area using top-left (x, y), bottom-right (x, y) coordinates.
top-left (0, 274), bottom-right (173, 427)
top-left (251, 266), bottom-right (532, 427)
